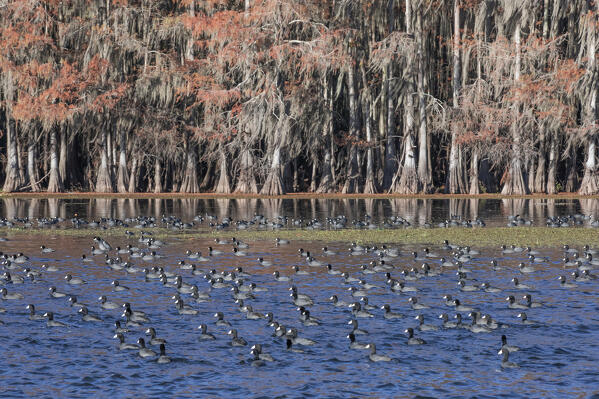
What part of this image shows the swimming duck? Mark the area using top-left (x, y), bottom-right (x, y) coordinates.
top-left (453, 299), bottom-right (474, 312)
top-left (292, 265), bottom-right (309, 275)
top-left (415, 314), bottom-right (438, 331)
top-left (157, 343), bottom-right (171, 363)
top-left (288, 287), bottom-right (314, 305)
top-left (197, 324), bottom-right (216, 340)
top-left (145, 327), bottom-right (166, 345)
top-left (98, 296), bottom-right (119, 310)
top-left (519, 263), bottom-right (535, 274)
top-left (511, 277), bottom-right (531, 290)
top-left (273, 271), bottom-right (290, 282)
top-left (214, 312), bottom-right (231, 327)
top-left (26, 304), bottom-right (46, 321)
top-left (114, 320), bottom-right (130, 334)
top-left (286, 339), bottom-right (304, 353)
top-left (458, 279), bottom-right (479, 292)
top-left (517, 312), bottom-right (539, 325)
top-left (329, 295), bottom-right (348, 308)
top-left (228, 329), bottom-right (247, 346)
top-left (405, 328), bottom-right (426, 345)
top-left (381, 304), bottom-right (403, 319)
top-left (0, 288), bottom-right (23, 300)
top-left (78, 306), bottom-right (102, 322)
top-left (408, 297), bottom-right (429, 310)
top-left (44, 312), bottom-right (66, 328)
top-left (112, 280), bottom-right (129, 292)
top-left (175, 299), bottom-right (198, 315)
top-left (64, 274), bottom-right (85, 285)
top-left (522, 294), bottom-right (542, 308)
top-left (506, 295), bottom-right (528, 309)
top-left (251, 344), bottom-right (274, 362)
top-left (114, 333), bottom-right (139, 350)
top-left (286, 328), bottom-right (316, 346)
top-left (501, 335), bottom-right (520, 352)
top-left (137, 338), bottom-right (157, 358)
top-left (347, 332), bottom-right (369, 350)
top-left (366, 343), bottom-right (391, 362)
top-left (498, 348), bottom-right (518, 368)
top-left (350, 302), bottom-right (373, 318)
top-left (348, 319), bottom-right (368, 335)
top-left (439, 313), bottom-right (457, 328)
top-left (41, 264), bottom-right (59, 272)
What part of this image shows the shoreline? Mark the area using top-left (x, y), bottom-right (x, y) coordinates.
top-left (1, 226), bottom-right (597, 247)
top-left (0, 192), bottom-right (598, 200)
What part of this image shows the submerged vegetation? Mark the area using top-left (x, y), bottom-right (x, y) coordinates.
top-left (0, 1), bottom-right (598, 195)
top-left (3, 226), bottom-right (599, 248)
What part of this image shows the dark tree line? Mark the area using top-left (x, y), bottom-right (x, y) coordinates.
top-left (0, 0), bottom-right (597, 195)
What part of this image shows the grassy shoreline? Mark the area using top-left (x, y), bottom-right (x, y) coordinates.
top-left (1, 192), bottom-right (599, 200)
top-left (1, 226), bottom-right (597, 247)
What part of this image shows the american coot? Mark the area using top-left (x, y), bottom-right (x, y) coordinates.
top-left (157, 344), bottom-right (171, 363)
top-left (498, 348), bottom-right (518, 368)
top-left (405, 328), bottom-right (426, 345)
top-left (347, 333), bottom-right (369, 350)
top-left (137, 338), bottom-right (157, 358)
top-left (114, 333), bottom-right (139, 350)
top-left (366, 344), bottom-right (391, 362)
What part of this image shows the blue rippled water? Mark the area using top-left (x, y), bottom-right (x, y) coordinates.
top-left (0, 227), bottom-right (598, 397)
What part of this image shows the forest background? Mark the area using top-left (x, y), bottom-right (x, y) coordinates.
top-left (0, 0), bottom-right (598, 196)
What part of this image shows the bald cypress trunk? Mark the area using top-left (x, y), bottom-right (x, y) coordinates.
top-left (447, 0), bottom-right (466, 194)
top-left (27, 131), bottom-right (40, 192)
top-left (95, 129), bottom-right (114, 192)
top-left (501, 21), bottom-right (529, 195)
top-left (116, 128), bottom-right (129, 193)
top-left (342, 64), bottom-right (360, 193)
top-left (215, 150), bottom-right (231, 194)
top-left (579, 3), bottom-right (599, 194)
top-left (390, 0), bottom-right (420, 194)
top-left (47, 127), bottom-right (64, 192)
top-left (153, 157), bottom-right (162, 193)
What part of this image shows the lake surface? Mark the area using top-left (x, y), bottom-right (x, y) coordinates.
top-left (2, 197), bottom-right (599, 228)
top-left (0, 199), bottom-right (598, 397)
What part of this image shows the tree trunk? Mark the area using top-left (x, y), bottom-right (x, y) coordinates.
top-left (566, 147), bottom-right (578, 192)
top-left (59, 126), bottom-right (67, 188)
top-left (416, 8), bottom-right (431, 192)
top-left (128, 152), bottom-right (138, 193)
top-left (95, 129), bottom-right (114, 192)
top-left (317, 76), bottom-right (335, 193)
top-left (469, 147), bottom-right (480, 194)
top-left (179, 139), bottom-right (200, 193)
top-left (342, 64), bottom-right (360, 193)
top-left (3, 112), bottom-right (21, 192)
top-left (47, 127), bottom-right (64, 192)
top-left (447, 0), bottom-right (466, 194)
top-left (153, 157), bottom-right (162, 193)
top-left (116, 129), bottom-right (129, 193)
top-left (235, 148), bottom-right (258, 193)
top-left (579, 4), bottom-right (599, 194)
top-left (547, 132), bottom-right (557, 194)
top-left (27, 134), bottom-right (40, 192)
top-left (360, 63), bottom-right (378, 194)
top-left (260, 144), bottom-right (285, 195)
top-left (214, 150), bottom-right (231, 193)
top-left (382, 1), bottom-right (397, 190)
top-left (390, 0), bottom-right (419, 194)
top-left (501, 21), bottom-right (529, 195)
top-left (534, 133), bottom-right (547, 193)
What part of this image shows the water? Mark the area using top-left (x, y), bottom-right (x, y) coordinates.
top-left (1, 197), bottom-right (599, 228)
top-left (1, 200), bottom-right (599, 397)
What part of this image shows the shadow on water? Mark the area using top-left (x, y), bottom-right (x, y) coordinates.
top-left (0, 197), bottom-right (594, 227)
